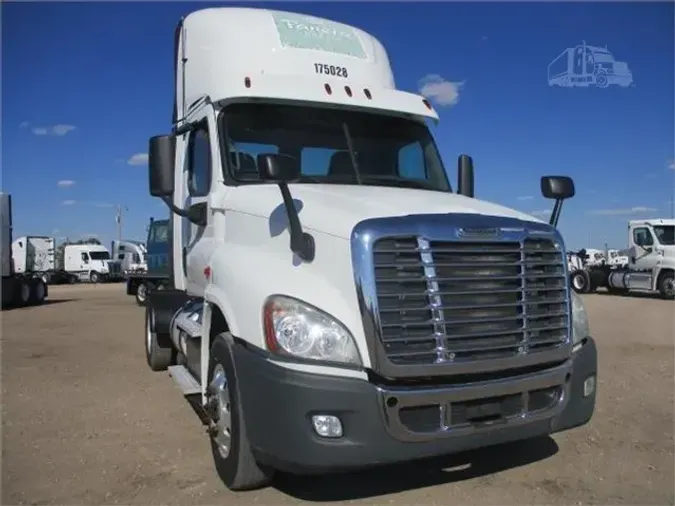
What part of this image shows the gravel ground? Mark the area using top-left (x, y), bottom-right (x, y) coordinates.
top-left (2, 283), bottom-right (673, 505)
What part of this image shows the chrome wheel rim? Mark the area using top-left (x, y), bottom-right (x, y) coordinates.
top-left (137, 284), bottom-right (147, 302)
top-left (209, 364), bottom-right (232, 459)
top-left (573, 275), bottom-right (585, 291)
top-left (664, 278), bottom-right (675, 298)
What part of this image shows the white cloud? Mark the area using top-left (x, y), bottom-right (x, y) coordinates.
top-left (61, 200), bottom-right (76, 206)
top-left (56, 179), bottom-right (76, 188)
top-left (31, 124), bottom-right (76, 136)
top-left (667, 160), bottom-right (675, 170)
top-left (80, 233), bottom-right (99, 239)
top-left (52, 228), bottom-right (60, 235)
top-left (127, 153), bottom-right (149, 166)
top-left (587, 206), bottom-right (657, 216)
top-left (418, 74), bottom-right (465, 107)
top-left (517, 195), bottom-right (534, 201)
top-left (481, 35), bottom-right (488, 41)
top-left (528, 209), bottom-right (550, 217)
top-left (645, 173), bottom-right (657, 179)
top-left (19, 121), bottom-right (30, 128)
top-left (92, 202), bottom-right (114, 208)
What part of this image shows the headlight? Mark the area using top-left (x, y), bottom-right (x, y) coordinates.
top-left (571, 291), bottom-right (590, 348)
top-left (262, 295), bottom-right (362, 366)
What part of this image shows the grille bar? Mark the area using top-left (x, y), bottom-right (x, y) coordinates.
top-left (373, 236), bottom-right (570, 366)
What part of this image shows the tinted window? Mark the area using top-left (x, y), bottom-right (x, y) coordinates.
top-left (633, 227), bottom-right (654, 247)
top-left (654, 225), bottom-right (674, 246)
top-left (187, 124), bottom-right (211, 196)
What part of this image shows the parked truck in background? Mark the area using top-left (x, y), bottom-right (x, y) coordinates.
top-left (112, 239), bottom-right (147, 273)
top-left (1, 193), bottom-right (48, 308)
top-left (142, 7), bottom-right (598, 491)
top-left (126, 217), bottom-right (171, 305)
top-left (59, 243), bottom-right (123, 283)
top-left (569, 218), bottom-right (674, 298)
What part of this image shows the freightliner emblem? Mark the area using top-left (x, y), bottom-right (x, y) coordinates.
top-left (456, 227), bottom-right (501, 239)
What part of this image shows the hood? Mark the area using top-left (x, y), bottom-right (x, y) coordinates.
top-left (223, 184), bottom-right (547, 239)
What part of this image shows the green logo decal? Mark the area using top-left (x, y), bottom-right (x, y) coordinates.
top-left (273, 12), bottom-right (367, 60)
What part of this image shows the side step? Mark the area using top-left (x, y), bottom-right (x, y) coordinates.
top-left (168, 365), bottom-right (201, 396)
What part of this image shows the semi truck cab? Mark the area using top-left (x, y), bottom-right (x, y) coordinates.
top-left (144, 7), bottom-right (597, 491)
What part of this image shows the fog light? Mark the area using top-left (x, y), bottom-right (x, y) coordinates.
top-left (583, 375), bottom-right (596, 397)
top-left (311, 415), bottom-right (343, 438)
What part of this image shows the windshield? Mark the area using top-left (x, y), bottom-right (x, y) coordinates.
top-left (89, 251), bottom-right (110, 260)
top-left (654, 225), bottom-right (674, 245)
top-left (219, 103), bottom-right (452, 192)
top-left (149, 222), bottom-right (169, 244)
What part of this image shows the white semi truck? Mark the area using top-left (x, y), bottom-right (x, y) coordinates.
top-left (569, 219), bottom-right (674, 298)
top-left (143, 7), bottom-right (598, 491)
top-left (1, 193), bottom-right (48, 308)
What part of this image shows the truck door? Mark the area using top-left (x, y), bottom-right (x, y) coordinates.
top-left (631, 226), bottom-right (658, 271)
top-left (176, 107), bottom-right (216, 295)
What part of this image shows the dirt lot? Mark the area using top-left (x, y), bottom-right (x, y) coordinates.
top-left (2, 284), bottom-right (673, 505)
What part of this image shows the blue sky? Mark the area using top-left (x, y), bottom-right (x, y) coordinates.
top-left (2, 1), bottom-right (673, 250)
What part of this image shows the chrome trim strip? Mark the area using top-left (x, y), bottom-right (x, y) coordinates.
top-left (350, 213), bottom-right (571, 378)
top-left (377, 359), bottom-right (571, 442)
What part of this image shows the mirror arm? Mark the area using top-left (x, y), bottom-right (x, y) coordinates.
top-left (161, 196), bottom-right (190, 218)
top-left (277, 183), bottom-right (315, 262)
top-left (549, 199), bottom-right (564, 228)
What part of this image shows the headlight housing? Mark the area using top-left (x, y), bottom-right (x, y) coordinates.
top-left (571, 291), bottom-right (590, 348)
top-left (262, 295), bottom-right (362, 366)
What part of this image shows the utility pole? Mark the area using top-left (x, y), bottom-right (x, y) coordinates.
top-left (115, 205), bottom-right (129, 244)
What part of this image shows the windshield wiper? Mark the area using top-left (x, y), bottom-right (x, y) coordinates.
top-left (341, 122), bottom-right (362, 184)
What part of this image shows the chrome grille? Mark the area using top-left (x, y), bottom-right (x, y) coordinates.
top-left (373, 236), bottom-right (569, 366)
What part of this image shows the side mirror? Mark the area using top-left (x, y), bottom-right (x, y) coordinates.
top-left (540, 175), bottom-right (575, 228)
top-left (149, 135), bottom-right (176, 197)
top-left (541, 176), bottom-right (575, 200)
top-left (457, 154), bottom-right (474, 198)
top-left (258, 153), bottom-right (300, 182)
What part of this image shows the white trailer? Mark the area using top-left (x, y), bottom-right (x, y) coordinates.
top-left (60, 244), bottom-right (123, 283)
top-left (142, 7), bottom-right (598, 491)
top-left (1, 193), bottom-right (48, 308)
top-left (569, 219), bottom-right (674, 298)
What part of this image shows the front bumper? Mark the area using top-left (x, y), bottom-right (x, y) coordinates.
top-left (234, 337), bottom-right (597, 474)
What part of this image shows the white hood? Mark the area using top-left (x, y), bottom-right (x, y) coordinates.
top-left (223, 184), bottom-right (547, 238)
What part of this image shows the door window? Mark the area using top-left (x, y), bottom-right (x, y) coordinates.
top-left (633, 227), bottom-right (654, 247)
top-left (187, 122), bottom-right (212, 197)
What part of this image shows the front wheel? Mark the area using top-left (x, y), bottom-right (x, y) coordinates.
top-left (135, 282), bottom-right (149, 306)
top-left (90, 271), bottom-right (100, 284)
top-left (658, 273), bottom-right (675, 300)
top-left (144, 307), bottom-right (173, 371)
top-left (208, 333), bottom-right (274, 491)
top-left (570, 269), bottom-right (591, 294)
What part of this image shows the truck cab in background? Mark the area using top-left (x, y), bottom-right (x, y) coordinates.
top-left (125, 217), bottom-right (172, 305)
top-left (143, 7), bottom-right (597, 491)
top-left (568, 219), bottom-right (674, 299)
top-left (62, 244), bottom-right (123, 283)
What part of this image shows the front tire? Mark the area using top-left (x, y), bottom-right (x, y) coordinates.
top-left (570, 269), bottom-right (591, 294)
top-left (144, 307), bottom-right (173, 371)
top-left (208, 333), bottom-right (274, 491)
top-left (90, 271), bottom-right (100, 284)
top-left (136, 282), bottom-right (149, 306)
top-left (658, 272), bottom-right (675, 300)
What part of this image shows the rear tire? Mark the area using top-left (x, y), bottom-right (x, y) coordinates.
top-left (144, 307), bottom-right (173, 371)
top-left (15, 280), bottom-right (31, 307)
top-left (658, 272), bottom-right (675, 300)
top-left (570, 269), bottom-right (591, 294)
top-left (208, 333), bottom-right (274, 491)
top-left (29, 278), bottom-right (47, 305)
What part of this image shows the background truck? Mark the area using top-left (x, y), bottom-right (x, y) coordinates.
top-left (112, 239), bottom-right (147, 273)
top-left (1, 193), bottom-right (48, 308)
top-left (125, 217), bottom-right (171, 305)
top-left (547, 41), bottom-right (633, 88)
top-left (142, 6), bottom-right (597, 492)
top-left (568, 218), bottom-right (674, 299)
top-left (59, 243), bottom-right (123, 283)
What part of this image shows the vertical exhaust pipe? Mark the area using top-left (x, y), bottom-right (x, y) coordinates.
top-left (458, 154), bottom-right (474, 198)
